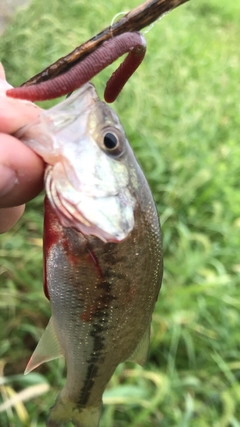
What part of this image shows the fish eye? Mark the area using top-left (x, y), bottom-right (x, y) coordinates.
top-left (103, 132), bottom-right (118, 150)
top-left (101, 128), bottom-right (125, 157)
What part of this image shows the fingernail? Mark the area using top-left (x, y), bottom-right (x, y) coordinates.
top-left (0, 165), bottom-right (18, 197)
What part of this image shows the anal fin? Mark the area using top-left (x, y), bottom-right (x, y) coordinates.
top-left (25, 317), bottom-right (63, 374)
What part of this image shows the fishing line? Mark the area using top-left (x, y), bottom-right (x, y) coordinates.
top-left (143, 10), bottom-right (171, 34)
top-left (110, 11), bottom-right (128, 28)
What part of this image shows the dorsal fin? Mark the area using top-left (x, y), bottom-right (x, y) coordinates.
top-left (127, 325), bottom-right (150, 366)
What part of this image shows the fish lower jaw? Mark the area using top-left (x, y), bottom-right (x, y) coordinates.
top-left (49, 196), bottom-right (132, 243)
top-left (45, 168), bottom-right (132, 243)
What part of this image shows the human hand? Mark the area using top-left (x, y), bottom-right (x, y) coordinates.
top-left (0, 63), bottom-right (44, 233)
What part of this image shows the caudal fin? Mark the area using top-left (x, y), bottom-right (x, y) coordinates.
top-left (46, 395), bottom-right (102, 427)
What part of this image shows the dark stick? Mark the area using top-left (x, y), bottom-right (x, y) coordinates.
top-left (7, 33), bottom-right (146, 102)
top-left (19, 0), bottom-right (189, 87)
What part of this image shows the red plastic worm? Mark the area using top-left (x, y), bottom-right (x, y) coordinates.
top-left (7, 32), bottom-right (146, 103)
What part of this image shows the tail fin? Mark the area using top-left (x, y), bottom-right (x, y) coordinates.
top-left (46, 395), bottom-right (102, 427)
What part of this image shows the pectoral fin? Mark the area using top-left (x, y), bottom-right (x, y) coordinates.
top-left (25, 317), bottom-right (63, 374)
top-left (127, 325), bottom-right (150, 366)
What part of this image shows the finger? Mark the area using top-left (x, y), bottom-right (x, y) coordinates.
top-left (0, 133), bottom-right (44, 208)
top-left (0, 95), bottom-right (41, 134)
top-left (0, 205), bottom-right (25, 233)
top-left (0, 63), bottom-right (41, 134)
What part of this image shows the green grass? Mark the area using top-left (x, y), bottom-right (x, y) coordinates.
top-left (1, 0), bottom-right (240, 426)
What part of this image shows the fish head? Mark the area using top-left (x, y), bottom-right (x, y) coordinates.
top-left (16, 83), bottom-right (139, 242)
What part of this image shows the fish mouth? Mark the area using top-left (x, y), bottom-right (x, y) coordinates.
top-left (45, 166), bottom-right (135, 243)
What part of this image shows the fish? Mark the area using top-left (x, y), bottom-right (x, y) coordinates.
top-left (16, 83), bottom-right (163, 427)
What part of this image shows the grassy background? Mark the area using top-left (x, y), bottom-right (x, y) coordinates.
top-left (1, 0), bottom-right (240, 426)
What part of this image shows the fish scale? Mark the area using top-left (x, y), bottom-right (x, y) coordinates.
top-left (16, 83), bottom-right (163, 426)
top-left (45, 200), bottom-right (161, 420)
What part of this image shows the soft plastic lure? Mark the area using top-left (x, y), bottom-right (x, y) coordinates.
top-left (7, 32), bottom-right (146, 103)
top-left (7, 0), bottom-right (188, 89)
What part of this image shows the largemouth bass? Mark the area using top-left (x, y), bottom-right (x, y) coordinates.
top-left (16, 83), bottom-right (163, 427)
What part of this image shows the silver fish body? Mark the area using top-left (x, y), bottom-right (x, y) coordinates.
top-left (18, 84), bottom-right (163, 427)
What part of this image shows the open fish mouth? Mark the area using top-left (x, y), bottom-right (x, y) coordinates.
top-left (14, 83), bottom-right (139, 242)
